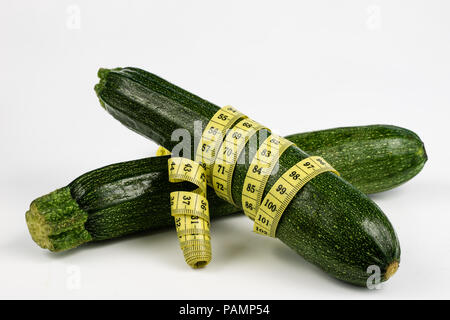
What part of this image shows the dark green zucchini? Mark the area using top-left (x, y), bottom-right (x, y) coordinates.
top-left (287, 125), bottom-right (427, 194)
top-left (26, 124), bottom-right (426, 255)
top-left (26, 155), bottom-right (238, 252)
top-left (93, 67), bottom-right (402, 286)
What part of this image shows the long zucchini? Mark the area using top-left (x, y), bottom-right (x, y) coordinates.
top-left (92, 67), bottom-right (402, 286)
top-left (26, 124), bottom-right (425, 255)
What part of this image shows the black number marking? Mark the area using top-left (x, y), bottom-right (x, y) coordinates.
top-left (216, 182), bottom-right (224, 191)
top-left (289, 171), bottom-right (300, 180)
top-left (264, 199), bottom-right (277, 212)
top-left (246, 184), bottom-right (256, 193)
top-left (276, 184), bottom-right (286, 194)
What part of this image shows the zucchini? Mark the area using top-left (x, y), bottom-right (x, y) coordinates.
top-left (92, 67), bottom-right (402, 286)
top-left (26, 155), bottom-right (238, 252)
top-left (26, 124), bottom-right (426, 254)
top-left (286, 125), bottom-right (427, 194)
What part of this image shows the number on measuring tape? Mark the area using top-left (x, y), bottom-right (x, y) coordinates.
top-left (168, 157), bottom-right (212, 268)
top-left (253, 156), bottom-right (339, 237)
top-left (241, 135), bottom-right (294, 220)
top-left (169, 104), bottom-right (340, 269)
top-left (212, 118), bottom-right (266, 205)
top-left (195, 106), bottom-right (247, 186)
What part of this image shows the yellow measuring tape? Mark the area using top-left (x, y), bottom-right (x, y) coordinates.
top-left (156, 146), bottom-right (171, 156)
top-left (252, 156), bottom-right (339, 237)
top-left (241, 134), bottom-right (294, 220)
top-left (212, 118), bottom-right (266, 205)
top-left (166, 106), bottom-right (246, 268)
top-left (166, 105), bottom-right (339, 268)
top-left (168, 157), bottom-right (211, 268)
top-left (194, 106), bottom-right (246, 186)
top-left (204, 106), bottom-right (339, 238)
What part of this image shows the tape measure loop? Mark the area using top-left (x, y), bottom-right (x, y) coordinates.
top-left (168, 105), bottom-right (340, 270)
top-left (212, 118), bottom-right (267, 205)
top-left (168, 158), bottom-right (211, 268)
top-left (241, 134), bottom-right (294, 220)
top-left (253, 156), bottom-right (339, 237)
top-left (195, 105), bottom-right (247, 187)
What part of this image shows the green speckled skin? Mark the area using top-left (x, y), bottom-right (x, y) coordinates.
top-left (27, 156), bottom-right (238, 251)
top-left (287, 125), bottom-right (427, 194)
top-left (70, 155), bottom-right (238, 240)
top-left (94, 67), bottom-right (403, 286)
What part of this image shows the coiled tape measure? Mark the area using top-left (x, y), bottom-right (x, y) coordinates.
top-left (162, 106), bottom-right (339, 268)
top-left (168, 157), bottom-right (211, 268)
top-left (212, 118), bottom-right (266, 205)
top-left (195, 106), bottom-right (246, 186)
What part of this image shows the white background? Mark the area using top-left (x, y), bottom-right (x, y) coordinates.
top-left (1, 0), bottom-right (449, 299)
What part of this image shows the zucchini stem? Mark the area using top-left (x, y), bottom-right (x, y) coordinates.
top-left (25, 187), bottom-right (92, 252)
top-left (384, 261), bottom-right (399, 280)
